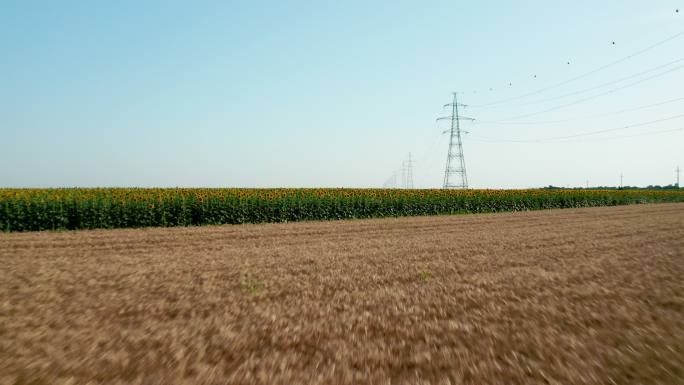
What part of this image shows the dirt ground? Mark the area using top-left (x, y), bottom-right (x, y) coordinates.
top-left (1, 203), bottom-right (683, 385)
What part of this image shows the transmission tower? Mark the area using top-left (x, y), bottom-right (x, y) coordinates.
top-left (438, 93), bottom-right (474, 189)
top-left (677, 165), bottom-right (680, 187)
top-left (401, 163), bottom-right (406, 188)
top-left (383, 171), bottom-right (398, 188)
top-left (402, 153), bottom-right (414, 189)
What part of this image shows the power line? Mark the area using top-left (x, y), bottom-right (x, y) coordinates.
top-left (474, 96), bottom-right (684, 125)
top-left (470, 57), bottom-right (684, 109)
top-left (467, 113), bottom-right (684, 143)
top-left (416, 121), bottom-right (448, 165)
top-left (485, 63), bottom-right (684, 122)
top-left (467, 127), bottom-right (684, 144)
top-left (470, 30), bottom-right (684, 107)
top-left (555, 127), bottom-right (684, 143)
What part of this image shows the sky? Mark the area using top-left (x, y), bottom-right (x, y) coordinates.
top-left (1, 0), bottom-right (683, 188)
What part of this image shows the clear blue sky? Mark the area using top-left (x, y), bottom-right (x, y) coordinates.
top-left (2, 1), bottom-right (682, 188)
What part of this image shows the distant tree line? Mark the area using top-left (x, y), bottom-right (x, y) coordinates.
top-left (543, 185), bottom-right (681, 190)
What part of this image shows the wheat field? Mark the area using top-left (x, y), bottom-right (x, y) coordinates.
top-left (1, 203), bottom-right (683, 384)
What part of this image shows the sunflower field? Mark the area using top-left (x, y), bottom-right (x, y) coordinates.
top-left (1, 188), bottom-right (683, 232)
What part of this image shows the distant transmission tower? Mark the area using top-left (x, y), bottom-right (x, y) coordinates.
top-left (402, 153), bottom-right (414, 189)
top-left (438, 93), bottom-right (474, 189)
top-left (677, 165), bottom-right (680, 187)
top-left (401, 162), bottom-right (406, 188)
top-left (383, 171), bottom-right (398, 188)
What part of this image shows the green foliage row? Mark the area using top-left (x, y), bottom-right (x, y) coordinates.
top-left (1, 188), bottom-right (683, 232)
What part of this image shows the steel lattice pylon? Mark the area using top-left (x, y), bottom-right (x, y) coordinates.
top-left (439, 93), bottom-right (473, 189)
